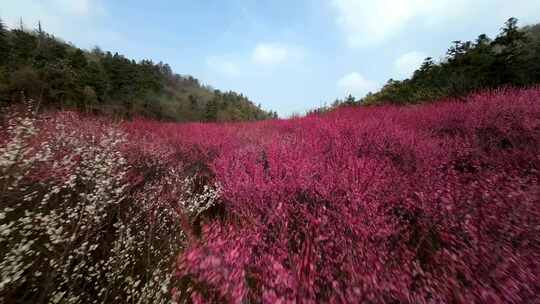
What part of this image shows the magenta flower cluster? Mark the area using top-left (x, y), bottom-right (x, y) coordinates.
top-left (1, 88), bottom-right (538, 303)
top-left (124, 88), bottom-right (540, 303)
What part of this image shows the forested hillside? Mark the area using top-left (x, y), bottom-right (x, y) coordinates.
top-left (314, 18), bottom-right (540, 112)
top-left (362, 18), bottom-right (540, 105)
top-left (0, 19), bottom-right (277, 121)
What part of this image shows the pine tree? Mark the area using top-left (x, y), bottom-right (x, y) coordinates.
top-left (495, 17), bottom-right (526, 46)
top-left (205, 99), bottom-right (219, 121)
top-left (69, 49), bottom-right (88, 70)
top-left (344, 94), bottom-right (356, 105)
top-left (0, 18), bottom-right (6, 40)
top-left (492, 18), bottom-right (530, 85)
top-left (0, 18), bottom-right (9, 66)
top-left (0, 16), bottom-right (276, 121)
top-left (10, 28), bottom-right (38, 66)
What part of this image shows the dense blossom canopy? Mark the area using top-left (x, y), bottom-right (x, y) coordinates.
top-left (124, 88), bottom-right (540, 303)
top-left (0, 88), bottom-right (539, 303)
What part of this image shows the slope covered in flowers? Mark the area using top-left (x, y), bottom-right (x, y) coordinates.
top-left (1, 88), bottom-right (539, 303)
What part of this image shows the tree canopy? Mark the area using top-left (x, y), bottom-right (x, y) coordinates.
top-left (0, 18), bottom-right (277, 122)
top-left (360, 18), bottom-right (540, 106)
top-left (310, 17), bottom-right (540, 115)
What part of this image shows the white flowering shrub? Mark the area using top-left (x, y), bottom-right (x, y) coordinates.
top-left (0, 105), bottom-right (219, 303)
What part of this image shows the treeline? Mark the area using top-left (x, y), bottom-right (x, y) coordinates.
top-left (310, 17), bottom-right (540, 114)
top-left (362, 18), bottom-right (540, 105)
top-left (0, 19), bottom-right (277, 122)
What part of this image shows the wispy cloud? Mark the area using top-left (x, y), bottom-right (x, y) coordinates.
top-left (332, 0), bottom-right (429, 47)
top-left (337, 72), bottom-right (378, 97)
top-left (206, 56), bottom-right (241, 77)
top-left (331, 0), bottom-right (540, 48)
top-left (252, 43), bottom-right (291, 65)
top-left (206, 42), bottom-right (304, 78)
top-left (50, 0), bottom-right (105, 16)
top-left (0, 0), bottom-right (117, 49)
top-left (394, 51), bottom-right (427, 79)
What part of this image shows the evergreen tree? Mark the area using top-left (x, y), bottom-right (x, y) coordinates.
top-left (492, 17), bottom-right (530, 85)
top-left (343, 94), bottom-right (356, 105)
top-left (0, 18), bottom-right (9, 66)
top-left (205, 99), bottom-right (219, 121)
top-left (84, 61), bottom-right (109, 102)
top-left (0, 16), bottom-right (276, 121)
top-left (68, 49), bottom-right (88, 70)
top-left (10, 29), bottom-right (37, 66)
top-left (361, 17), bottom-right (540, 106)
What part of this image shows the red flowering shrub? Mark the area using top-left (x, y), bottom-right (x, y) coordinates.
top-left (1, 88), bottom-right (539, 303)
top-left (170, 88), bottom-right (540, 303)
top-left (0, 107), bottom-right (211, 303)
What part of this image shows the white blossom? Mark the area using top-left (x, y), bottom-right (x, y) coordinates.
top-left (0, 104), bottom-right (213, 303)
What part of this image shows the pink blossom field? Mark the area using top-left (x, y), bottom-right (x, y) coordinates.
top-left (1, 88), bottom-right (539, 303)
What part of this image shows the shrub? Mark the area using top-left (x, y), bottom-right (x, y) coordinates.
top-left (0, 103), bottom-right (213, 303)
top-left (174, 88), bottom-right (540, 303)
top-left (1, 87), bottom-right (539, 303)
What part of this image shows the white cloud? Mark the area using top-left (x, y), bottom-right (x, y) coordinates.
top-left (331, 0), bottom-right (440, 47)
top-left (337, 72), bottom-right (378, 97)
top-left (2, 0), bottom-right (104, 24)
top-left (206, 56), bottom-right (241, 77)
top-left (330, 0), bottom-right (540, 47)
top-left (0, 0), bottom-right (115, 49)
top-left (394, 51), bottom-right (427, 79)
top-left (252, 43), bottom-right (290, 65)
top-left (51, 0), bottom-right (104, 16)
top-left (207, 42), bottom-right (303, 77)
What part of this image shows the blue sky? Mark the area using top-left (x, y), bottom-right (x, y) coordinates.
top-left (2, 0), bottom-right (540, 116)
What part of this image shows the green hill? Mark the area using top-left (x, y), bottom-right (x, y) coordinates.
top-left (313, 18), bottom-right (540, 114)
top-left (361, 18), bottom-right (540, 105)
top-left (0, 19), bottom-right (277, 122)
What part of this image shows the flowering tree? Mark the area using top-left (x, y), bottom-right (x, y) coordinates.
top-left (1, 88), bottom-right (539, 303)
